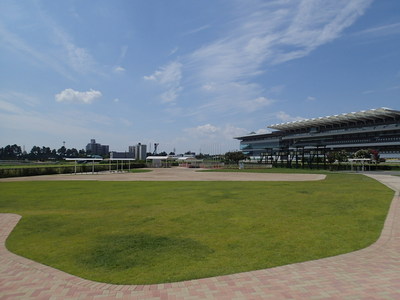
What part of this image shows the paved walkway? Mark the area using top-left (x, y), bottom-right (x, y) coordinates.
top-left (1, 174), bottom-right (400, 299)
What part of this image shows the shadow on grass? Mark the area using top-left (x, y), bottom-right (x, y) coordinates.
top-left (79, 233), bottom-right (214, 270)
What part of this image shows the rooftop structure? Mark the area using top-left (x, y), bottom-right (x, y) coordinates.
top-left (269, 107), bottom-right (400, 131)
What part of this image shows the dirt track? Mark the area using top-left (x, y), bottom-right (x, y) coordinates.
top-left (0, 167), bottom-right (326, 182)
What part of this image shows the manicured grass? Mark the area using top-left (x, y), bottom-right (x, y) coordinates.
top-left (0, 174), bottom-right (393, 284)
top-left (128, 169), bottom-right (152, 173)
top-left (199, 168), bottom-right (331, 174)
top-left (0, 163), bottom-right (76, 169)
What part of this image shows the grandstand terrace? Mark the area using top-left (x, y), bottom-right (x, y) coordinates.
top-left (235, 108), bottom-right (400, 167)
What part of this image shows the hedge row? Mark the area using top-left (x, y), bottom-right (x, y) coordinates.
top-left (0, 163), bottom-right (146, 178)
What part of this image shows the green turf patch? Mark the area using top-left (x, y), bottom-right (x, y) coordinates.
top-left (128, 169), bottom-right (151, 173)
top-left (0, 174), bottom-right (393, 284)
top-left (199, 167), bottom-right (331, 174)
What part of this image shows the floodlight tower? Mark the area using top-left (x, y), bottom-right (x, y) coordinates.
top-left (153, 143), bottom-right (159, 155)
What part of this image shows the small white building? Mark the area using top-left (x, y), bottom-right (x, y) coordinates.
top-left (146, 156), bottom-right (175, 168)
top-left (177, 156), bottom-right (203, 168)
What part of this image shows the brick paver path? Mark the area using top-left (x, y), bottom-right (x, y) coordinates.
top-left (1, 174), bottom-right (400, 299)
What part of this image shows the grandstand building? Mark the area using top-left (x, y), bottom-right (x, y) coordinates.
top-left (235, 107), bottom-right (400, 166)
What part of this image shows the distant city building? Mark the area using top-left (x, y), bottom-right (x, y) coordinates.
top-left (86, 139), bottom-right (109, 156)
top-left (183, 151), bottom-right (196, 158)
top-left (129, 143), bottom-right (147, 160)
top-left (110, 151), bottom-right (134, 159)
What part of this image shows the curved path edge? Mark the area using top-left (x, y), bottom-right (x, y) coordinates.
top-left (1, 174), bottom-right (400, 299)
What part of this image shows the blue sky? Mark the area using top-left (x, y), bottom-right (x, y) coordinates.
top-left (0, 0), bottom-right (399, 154)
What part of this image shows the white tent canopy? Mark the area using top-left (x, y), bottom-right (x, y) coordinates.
top-left (64, 157), bottom-right (103, 174)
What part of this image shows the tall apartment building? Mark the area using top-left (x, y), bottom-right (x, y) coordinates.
top-left (86, 139), bottom-right (109, 156)
top-left (128, 143), bottom-right (147, 160)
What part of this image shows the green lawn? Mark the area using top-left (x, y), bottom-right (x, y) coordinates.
top-left (128, 169), bottom-right (152, 173)
top-left (199, 167), bottom-right (332, 174)
top-left (0, 174), bottom-right (393, 284)
top-left (0, 163), bottom-right (76, 168)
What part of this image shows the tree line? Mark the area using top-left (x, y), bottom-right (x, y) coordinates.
top-left (0, 144), bottom-right (88, 160)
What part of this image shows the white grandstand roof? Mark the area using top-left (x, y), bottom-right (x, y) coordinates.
top-left (268, 107), bottom-right (400, 131)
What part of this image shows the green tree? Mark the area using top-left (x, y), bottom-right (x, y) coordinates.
top-left (224, 151), bottom-right (246, 163)
top-left (78, 149), bottom-right (86, 157)
top-left (336, 150), bottom-right (348, 165)
top-left (57, 146), bottom-right (66, 158)
top-left (40, 147), bottom-right (52, 160)
top-left (354, 149), bottom-right (370, 159)
top-left (0, 144), bottom-right (22, 159)
top-left (326, 151), bottom-right (336, 165)
top-left (29, 146), bottom-right (41, 160)
top-left (51, 149), bottom-right (58, 159)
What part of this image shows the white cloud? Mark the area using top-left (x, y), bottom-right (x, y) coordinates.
top-left (355, 22), bottom-right (400, 38)
top-left (116, 46), bottom-right (128, 64)
top-left (55, 88), bottom-right (102, 104)
top-left (0, 100), bottom-right (23, 114)
top-left (268, 85), bottom-right (285, 95)
top-left (222, 124), bottom-right (249, 139)
top-left (188, 82), bottom-right (272, 118)
top-left (0, 91), bottom-right (39, 107)
top-left (275, 111), bottom-right (304, 122)
top-left (52, 27), bottom-right (96, 74)
top-left (161, 87), bottom-right (183, 104)
top-left (0, 100), bottom-right (110, 147)
top-left (185, 123), bottom-right (248, 140)
top-left (143, 1), bottom-right (371, 119)
top-left (271, 1), bottom-right (373, 63)
top-left (0, 23), bottom-right (74, 79)
top-left (181, 0), bottom-right (372, 115)
top-left (113, 66), bottom-right (125, 73)
top-left (144, 61), bottom-right (182, 85)
top-left (387, 85), bottom-right (400, 91)
top-left (202, 83), bottom-right (217, 91)
top-left (169, 47), bottom-right (179, 56)
top-left (362, 90), bottom-right (374, 95)
top-left (241, 96), bottom-right (274, 112)
top-left (144, 61), bottom-right (183, 104)
top-left (193, 124), bottom-right (218, 135)
top-left (256, 128), bottom-right (270, 134)
top-left (119, 118), bottom-right (132, 127)
top-left (182, 24), bottom-right (211, 36)
top-left (306, 96), bottom-right (316, 101)
top-left (0, 3), bottom-right (99, 78)
top-left (0, 91), bottom-right (118, 150)
top-left (190, 1), bottom-right (367, 81)
top-left (181, 123), bottom-right (248, 153)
